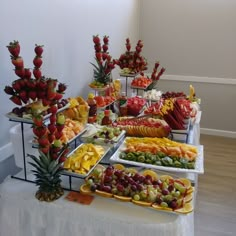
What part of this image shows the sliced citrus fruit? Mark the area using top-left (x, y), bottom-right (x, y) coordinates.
top-left (185, 192), bottom-right (193, 203)
top-left (113, 163), bottom-right (125, 170)
top-left (142, 169), bottom-right (158, 180)
top-left (95, 190), bottom-right (113, 198)
top-left (174, 202), bottom-right (193, 214)
top-left (113, 195), bottom-right (132, 202)
top-left (152, 203), bottom-right (173, 212)
top-left (178, 178), bottom-right (192, 189)
top-left (160, 175), bottom-right (174, 182)
top-left (80, 184), bottom-right (92, 195)
top-left (132, 200), bottom-right (152, 207)
top-left (187, 186), bottom-right (194, 195)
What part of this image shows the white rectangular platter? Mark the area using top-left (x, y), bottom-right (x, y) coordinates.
top-left (110, 141), bottom-right (204, 174)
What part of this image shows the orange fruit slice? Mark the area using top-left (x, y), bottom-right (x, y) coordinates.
top-left (174, 202), bottom-right (193, 214)
top-left (152, 203), bottom-right (173, 212)
top-left (142, 169), bottom-right (158, 180)
top-left (185, 192), bottom-right (193, 203)
top-left (178, 178), bottom-right (192, 189)
top-left (187, 186), bottom-right (194, 195)
top-left (160, 175), bottom-right (174, 182)
top-left (80, 184), bottom-right (92, 195)
top-left (113, 163), bottom-right (125, 170)
top-left (113, 195), bottom-right (132, 202)
top-left (132, 200), bottom-right (152, 207)
top-left (95, 190), bottom-right (113, 198)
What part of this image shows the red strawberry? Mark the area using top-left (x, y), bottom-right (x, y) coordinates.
top-left (126, 44), bottom-right (131, 51)
top-left (102, 44), bottom-right (108, 52)
top-left (102, 53), bottom-right (108, 60)
top-left (54, 130), bottom-right (63, 139)
top-left (33, 115), bottom-right (43, 127)
top-left (42, 98), bottom-right (50, 106)
top-left (96, 52), bottom-right (102, 61)
top-left (59, 156), bottom-right (67, 163)
top-left (50, 152), bottom-right (58, 160)
top-left (38, 136), bottom-right (50, 147)
top-left (7, 40), bottom-right (20, 57)
top-left (40, 145), bottom-right (50, 154)
top-left (12, 80), bottom-right (21, 91)
top-left (57, 83), bottom-right (67, 93)
top-left (48, 123), bottom-right (57, 134)
top-left (15, 68), bottom-right (25, 78)
top-left (48, 134), bottom-right (55, 143)
top-left (11, 56), bottom-right (24, 68)
top-left (47, 79), bottom-right (57, 88)
top-left (33, 68), bottom-right (42, 79)
top-left (126, 38), bottom-right (130, 43)
top-left (37, 78), bottom-right (48, 90)
top-left (49, 105), bottom-right (58, 114)
top-left (47, 89), bottom-right (56, 100)
top-left (24, 68), bottom-right (32, 79)
top-left (33, 56), bottom-right (43, 68)
top-left (33, 126), bottom-right (47, 137)
top-left (10, 95), bottom-right (22, 106)
top-left (37, 90), bottom-right (46, 99)
top-left (18, 78), bottom-right (26, 87)
top-left (54, 93), bottom-right (63, 100)
top-left (94, 44), bottom-right (101, 52)
top-left (50, 114), bottom-right (57, 124)
top-left (103, 36), bottom-right (109, 44)
top-left (155, 62), bottom-right (160, 69)
top-left (56, 124), bottom-right (64, 132)
top-left (27, 79), bottom-right (36, 89)
top-left (34, 44), bottom-right (43, 56)
top-left (28, 90), bottom-right (37, 101)
top-left (93, 35), bottom-right (100, 44)
top-left (4, 86), bottom-right (15, 95)
top-left (19, 90), bottom-right (28, 104)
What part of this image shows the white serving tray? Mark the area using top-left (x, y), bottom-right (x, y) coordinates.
top-left (6, 103), bottom-right (69, 124)
top-left (110, 141), bottom-right (204, 174)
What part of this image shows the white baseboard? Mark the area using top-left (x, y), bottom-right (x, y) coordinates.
top-left (200, 128), bottom-right (236, 138)
top-left (0, 142), bottom-right (13, 162)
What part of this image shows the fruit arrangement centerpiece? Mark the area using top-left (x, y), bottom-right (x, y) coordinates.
top-left (89, 35), bottom-right (117, 89)
top-left (117, 38), bottom-right (147, 75)
top-left (4, 41), bottom-right (68, 119)
top-left (80, 164), bottom-right (194, 214)
top-left (4, 41), bottom-right (69, 202)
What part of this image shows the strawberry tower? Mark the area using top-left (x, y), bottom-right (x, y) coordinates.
top-left (4, 41), bottom-right (68, 202)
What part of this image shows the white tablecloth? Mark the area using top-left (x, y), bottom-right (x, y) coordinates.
top-left (0, 177), bottom-right (194, 236)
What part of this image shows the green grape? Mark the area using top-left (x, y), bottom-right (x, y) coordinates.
top-left (133, 194), bottom-right (140, 201)
top-left (160, 202), bottom-right (169, 208)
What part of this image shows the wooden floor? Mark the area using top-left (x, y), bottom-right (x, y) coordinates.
top-left (195, 134), bottom-right (236, 236)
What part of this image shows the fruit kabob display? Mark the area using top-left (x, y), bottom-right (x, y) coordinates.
top-left (4, 41), bottom-right (68, 119)
top-left (117, 38), bottom-right (148, 75)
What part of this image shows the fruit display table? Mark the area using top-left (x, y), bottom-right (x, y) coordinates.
top-left (0, 176), bottom-right (194, 236)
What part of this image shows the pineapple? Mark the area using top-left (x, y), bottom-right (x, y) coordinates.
top-left (91, 60), bottom-right (112, 85)
top-left (28, 150), bottom-right (64, 202)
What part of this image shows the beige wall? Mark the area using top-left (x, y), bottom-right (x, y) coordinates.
top-left (140, 0), bottom-right (236, 135)
top-left (140, 0), bottom-right (236, 79)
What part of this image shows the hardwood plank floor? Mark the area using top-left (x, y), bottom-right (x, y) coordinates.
top-left (195, 134), bottom-right (236, 236)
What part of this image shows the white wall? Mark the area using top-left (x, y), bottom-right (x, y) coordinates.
top-left (139, 0), bottom-right (236, 135)
top-left (0, 0), bottom-right (140, 159)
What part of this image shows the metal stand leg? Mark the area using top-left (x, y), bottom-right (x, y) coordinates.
top-left (20, 122), bottom-right (27, 180)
